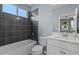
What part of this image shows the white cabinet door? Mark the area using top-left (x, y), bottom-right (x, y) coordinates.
top-left (47, 45), bottom-right (63, 55)
top-left (47, 39), bottom-right (63, 55)
top-left (47, 38), bottom-right (65, 48)
top-left (47, 38), bottom-right (79, 55)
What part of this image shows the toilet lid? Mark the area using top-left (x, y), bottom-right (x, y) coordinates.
top-left (32, 45), bottom-right (43, 52)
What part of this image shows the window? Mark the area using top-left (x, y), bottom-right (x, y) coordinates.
top-left (2, 4), bottom-right (17, 15)
top-left (18, 8), bottom-right (27, 18)
top-left (2, 4), bottom-right (28, 18)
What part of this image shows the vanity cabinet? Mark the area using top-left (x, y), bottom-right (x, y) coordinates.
top-left (47, 45), bottom-right (63, 55)
top-left (47, 38), bottom-right (79, 55)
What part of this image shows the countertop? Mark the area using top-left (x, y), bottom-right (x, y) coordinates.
top-left (39, 34), bottom-right (79, 44)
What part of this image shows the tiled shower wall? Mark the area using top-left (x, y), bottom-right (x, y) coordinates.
top-left (0, 12), bottom-right (31, 46)
top-left (31, 20), bottom-right (38, 41)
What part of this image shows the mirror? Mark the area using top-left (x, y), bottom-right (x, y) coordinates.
top-left (59, 10), bottom-right (77, 33)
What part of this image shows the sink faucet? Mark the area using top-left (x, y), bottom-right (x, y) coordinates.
top-left (72, 32), bottom-right (77, 38)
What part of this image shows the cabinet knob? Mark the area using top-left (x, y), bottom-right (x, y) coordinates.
top-left (60, 51), bottom-right (66, 55)
top-left (63, 52), bottom-right (66, 55)
top-left (60, 51), bottom-right (62, 53)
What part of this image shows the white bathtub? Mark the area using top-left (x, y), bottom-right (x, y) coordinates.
top-left (0, 39), bottom-right (37, 55)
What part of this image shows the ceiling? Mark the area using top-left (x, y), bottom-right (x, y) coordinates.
top-left (13, 4), bottom-right (32, 11)
top-left (12, 4), bottom-right (58, 11)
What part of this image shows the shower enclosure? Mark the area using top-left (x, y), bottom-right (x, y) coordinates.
top-left (0, 4), bottom-right (38, 46)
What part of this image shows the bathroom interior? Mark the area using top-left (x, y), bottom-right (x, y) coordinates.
top-left (1, 4), bottom-right (79, 55)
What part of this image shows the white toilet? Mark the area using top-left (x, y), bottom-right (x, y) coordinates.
top-left (38, 37), bottom-right (47, 54)
top-left (31, 37), bottom-right (47, 55)
top-left (38, 37), bottom-right (47, 46)
top-left (32, 45), bottom-right (43, 55)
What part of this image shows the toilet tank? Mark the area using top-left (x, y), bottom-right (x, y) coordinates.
top-left (38, 37), bottom-right (47, 46)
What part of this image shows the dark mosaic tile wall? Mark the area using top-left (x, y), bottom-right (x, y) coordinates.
top-left (31, 20), bottom-right (38, 41)
top-left (0, 12), bottom-right (31, 46)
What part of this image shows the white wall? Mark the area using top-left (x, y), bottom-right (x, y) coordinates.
top-left (31, 4), bottom-right (79, 37)
top-left (31, 4), bottom-right (53, 37)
